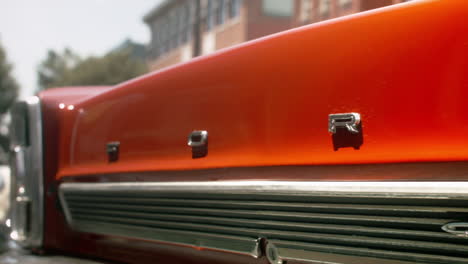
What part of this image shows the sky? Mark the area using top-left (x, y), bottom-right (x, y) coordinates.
top-left (0, 0), bottom-right (162, 98)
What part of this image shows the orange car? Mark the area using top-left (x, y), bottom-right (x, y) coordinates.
top-left (8, 1), bottom-right (468, 263)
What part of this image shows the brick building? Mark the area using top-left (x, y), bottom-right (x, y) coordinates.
top-left (144, 0), bottom-right (411, 71)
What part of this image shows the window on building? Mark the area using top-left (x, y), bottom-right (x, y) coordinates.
top-left (176, 8), bottom-right (183, 46)
top-left (319, 0), bottom-right (330, 17)
top-left (181, 29), bottom-right (187, 44)
top-left (187, 2), bottom-right (194, 41)
top-left (215, 0), bottom-right (226, 26)
top-left (166, 15), bottom-right (172, 50)
top-left (186, 19), bottom-right (192, 42)
top-left (152, 22), bottom-right (158, 44)
top-left (206, 0), bottom-right (214, 31)
top-left (228, 0), bottom-right (241, 18)
top-left (262, 0), bottom-right (293, 17)
top-left (299, 0), bottom-right (312, 24)
top-left (339, 0), bottom-right (352, 10)
top-left (181, 4), bottom-right (191, 43)
top-left (169, 11), bottom-right (178, 50)
top-left (159, 19), bottom-right (169, 55)
top-left (151, 21), bottom-right (160, 58)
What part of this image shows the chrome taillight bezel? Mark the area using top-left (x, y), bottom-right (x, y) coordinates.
top-left (9, 96), bottom-right (44, 249)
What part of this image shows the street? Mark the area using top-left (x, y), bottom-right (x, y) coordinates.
top-left (0, 242), bottom-right (103, 264)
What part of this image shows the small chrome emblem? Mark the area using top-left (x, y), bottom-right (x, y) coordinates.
top-left (442, 222), bottom-right (468, 237)
top-left (329, 113), bottom-right (361, 134)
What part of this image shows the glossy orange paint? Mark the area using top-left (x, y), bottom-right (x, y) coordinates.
top-left (39, 0), bottom-right (468, 181)
top-left (37, 1), bottom-right (468, 263)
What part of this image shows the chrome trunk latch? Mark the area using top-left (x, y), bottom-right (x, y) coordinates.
top-left (328, 113), bottom-right (363, 151)
top-left (188, 130), bottom-right (208, 158)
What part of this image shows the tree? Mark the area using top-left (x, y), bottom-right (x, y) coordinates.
top-left (0, 42), bottom-right (18, 115)
top-left (37, 47), bottom-right (147, 90)
top-left (0, 41), bottom-right (19, 162)
top-left (37, 48), bottom-right (80, 90)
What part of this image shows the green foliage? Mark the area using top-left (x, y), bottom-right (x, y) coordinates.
top-left (0, 41), bottom-right (19, 161)
top-left (0, 42), bottom-right (19, 114)
top-left (37, 48), bottom-right (80, 90)
top-left (38, 48), bottom-right (148, 90)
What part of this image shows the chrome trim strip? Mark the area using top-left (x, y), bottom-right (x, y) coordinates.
top-left (272, 245), bottom-right (421, 264)
top-left (60, 181), bottom-right (468, 196)
top-left (25, 96), bottom-right (45, 249)
top-left (76, 221), bottom-right (261, 258)
top-left (58, 185), bottom-right (73, 228)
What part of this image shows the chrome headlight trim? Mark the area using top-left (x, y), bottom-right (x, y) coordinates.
top-left (9, 96), bottom-right (44, 248)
